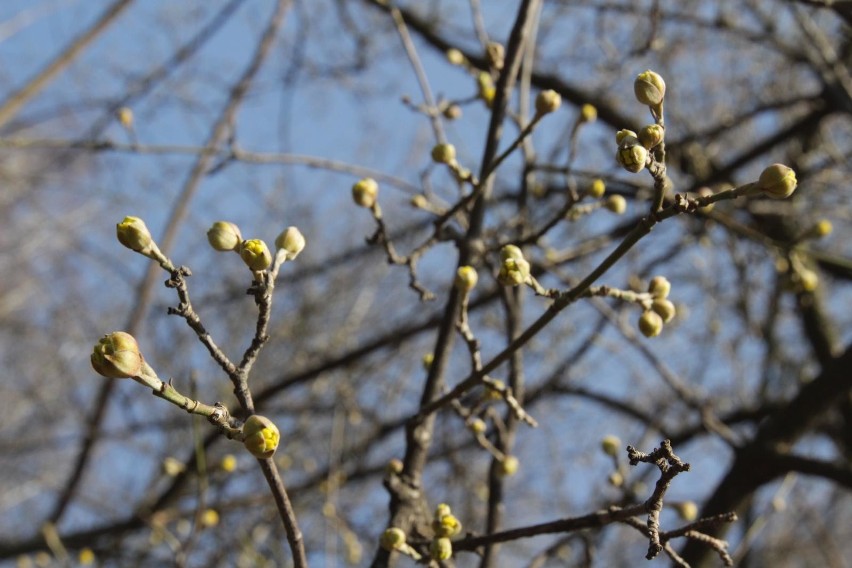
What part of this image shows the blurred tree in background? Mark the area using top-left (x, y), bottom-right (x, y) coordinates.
top-left (0, 1), bottom-right (850, 566)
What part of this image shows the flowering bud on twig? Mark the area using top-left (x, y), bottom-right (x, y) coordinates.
top-left (455, 265), bottom-right (478, 292)
top-left (601, 435), bottom-right (621, 457)
top-left (207, 221), bottom-right (242, 252)
top-left (535, 90), bottom-right (562, 116)
top-left (757, 164), bottom-right (797, 199)
top-left (352, 178), bottom-right (379, 208)
top-left (240, 239), bottom-right (272, 271)
top-left (580, 103), bottom-right (597, 123)
top-left (638, 310), bottom-right (663, 338)
top-left (275, 226), bottom-right (306, 261)
top-left (634, 70), bottom-right (666, 107)
top-left (116, 216), bottom-right (154, 254)
top-left (91, 331), bottom-right (144, 379)
top-left (431, 143), bottom-right (456, 165)
top-left (242, 415), bottom-right (280, 459)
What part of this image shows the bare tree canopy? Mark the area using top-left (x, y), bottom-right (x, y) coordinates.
top-left (1, 1), bottom-right (850, 567)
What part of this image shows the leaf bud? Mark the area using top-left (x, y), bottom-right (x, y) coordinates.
top-left (634, 70), bottom-right (666, 107)
top-left (380, 528), bottom-right (406, 551)
top-left (498, 455), bottom-right (519, 477)
top-left (580, 103), bottom-right (598, 123)
top-left (600, 435), bottom-right (621, 457)
top-left (207, 221), bottom-right (242, 252)
top-left (648, 276), bottom-right (671, 298)
top-left (431, 143), bottom-right (457, 165)
top-left (535, 89), bottom-right (562, 116)
top-left (638, 310), bottom-right (664, 338)
top-left (588, 178), bottom-right (606, 199)
top-left (604, 195), bottom-right (627, 215)
top-left (352, 177), bottom-right (379, 208)
top-left (275, 226), bottom-right (306, 260)
top-left (651, 298), bottom-right (676, 323)
top-left (757, 164), bottom-right (797, 199)
top-left (455, 265), bottom-right (478, 292)
top-left (638, 124), bottom-right (665, 149)
top-left (242, 415), bottom-right (280, 459)
top-left (116, 216), bottom-right (153, 253)
top-left (430, 537), bottom-right (453, 561)
top-left (91, 331), bottom-right (144, 379)
top-left (240, 239), bottom-right (272, 271)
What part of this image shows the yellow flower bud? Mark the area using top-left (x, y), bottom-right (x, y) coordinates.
top-left (498, 257), bottom-right (531, 287)
top-left (380, 527), bottom-right (406, 551)
top-left (275, 226), bottom-right (306, 260)
top-left (91, 331), bottom-right (144, 378)
top-left (814, 219), bottom-right (832, 237)
top-left (239, 239), bottom-right (272, 271)
top-left (651, 298), bottom-right (676, 323)
top-left (580, 103), bottom-right (598, 123)
top-left (116, 107), bottom-right (134, 129)
top-left (600, 435), bottom-right (621, 457)
top-left (78, 548), bottom-right (95, 566)
top-left (242, 415), bottom-right (280, 459)
top-left (422, 353), bottom-right (434, 371)
top-left (220, 454), bottom-right (237, 472)
top-left (605, 195), bottom-right (627, 215)
top-left (638, 124), bottom-right (665, 149)
top-left (430, 537), bottom-right (453, 561)
top-left (386, 458), bottom-right (404, 476)
top-left (498, 455), bottom-right (519, 477)
top-left (431, 143), bottom-right (456, 165)
top-left (674, 501), bottom-right (698, 522)
top-left (615, 129), bottom-right (638, 146)
top-left (648, 276), bottom-right (671, 298)
top-left (469, 418), bottom-right (487, 435)
top-left (638, 310), bottom-right (663, 338)
top-left (207, 221), bottom-right (242, 252)
top-left (608, 471), bottom-right (624, 487)
top-left (799, 268), bottom-right (819, 292)
top-left (486, 41), bottom-right (504, 71)
top-left (757, 164), bottom-right (797, 199)
top-left (588, 178), bottom-right (606, 199)
top-left (616, 142), bottom-right (648, 173)
top-left (352, 177), bottom-right (379, 208)
top-left (455, 265), bottom-right (478, 292)
top-left (443, 104), bottom-right (462, 120)
top-left (433, 512), bottom-right (462, 538)
top-left (634, 70), bottom-right (666, 107)
top-left (162, 457), bottom-right (186, 477)
top-left (535, 89), bottom-right (562, 116)
top-left (477, 72), bottom-right (495, 106)
top-left (446, 48), bottom-right (466, 66)
top-left (116, 216), bottom-right (153, 253)
top-left (485, 379), bottom-right (505, 401)
top-left (200, 508), bottom-right (219, 528)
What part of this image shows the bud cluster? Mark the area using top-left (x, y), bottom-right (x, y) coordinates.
top-left (497, 245), bottom-right (531, 287)
top-left (638, 276), bottom-right (676, 338)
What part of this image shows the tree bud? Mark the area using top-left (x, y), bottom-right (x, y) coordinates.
top-left (605, 195), bottom-right (627, 215)
top-left (588, 178), bottom-right (606, 199)
top-left (600, 435), bottom-right (621, 457)
top-left (616, 141), bottom-right (648, 173)
top-left (580, 103), bottom-right (598, 123)
top-left (498, 455), bottom-right (519, 477)
top-left (638, 310), bottom-right (663, 338)
top-left (240, 239), bottom-right (272, 271)
top-left (380, 528), bottom-right (406, 551)
top-left (430, 537), bottom-right (453, 561)
top-left (352, 177), bottom-right (379, 208)
top-left (634, 70), bottom-right (666, 106)
top-left (477, 72), bottom-right (496, 106)
top-left (648, 276), bottom-right (671, 298)
top-left (200, 509), bottom-right (219, 528)
top-left (615, 129), bottom-right (638, 146)
top-left (431, 143), bottom-right (456, 165)
top-left (498, 257), bottom-right (531, 287)
top-left (116, 216), bottom-right (153, 253)
top-left (486, 41), bottom-right (504, 70)
top-left (469, 418), bottom-right (487, 435)
top-left (446, 48), bottom-right (465, 66)
top-left (651, 298), bottom-right (676, 323)
top-left (207, 221), bottom-right (242, 252)
top-left (455, 265), bottom-right (478, 292)
top-left (443, 104), bottom-right (462, 120)
top-left (116, 107), bottom-right (134, 129)
top-left (275, 226), bottom-right (306, 260)
top-left (91, 331), bottom-right (144, 378)
top-left (535, 89), bottom-right (562, 116)
top-left (757, 163), bottom-right (797, 199)
top-left (433, 512), bottom-right (462, 538)
top-left (638, 124), bottom-right (665, 149)
top-left (242, 415), bottom-right (280, 459)
top-left (674, 501), bottom-right (698, 522)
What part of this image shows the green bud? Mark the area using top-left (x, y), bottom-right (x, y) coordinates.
top-left (446, 48), bottom-right (466, 66)
top-left (455, 265), bottom-right (478, 292)
top-left (498, 257), bottom-right (531, 287)
top-left (634, 70), bottom-right (666, 107)
top-left (275, 226), bottom-right (306, 260)
top-left (580, 103), bottom-right (597, 123)
top-left (588, 178), bottom-right (606, 199)
top-left (91, 331), bottom-right (144, 379)
top-left (600, 435), bottom-right (621, 457)
top-left (242, 415), bottom-right (280, 459)
top-left (431, 143), bottom-right (456, 165)
top-left (380, 528), bottom-right (406, 551)
top-left (535, 89), bottom-right (562, 116)
top-left (430, 537), bottom-right (453, 561)
top-left (116, 216), bottom-right (153, 253)
top-left (352, 178), bottom-right (379, 208)
top-left (433, 512), bottom-right (462, 538)
top-left (469, 418), bottom-right (487, 435)
top-left (207, 221), bottom-right (242, 252)
top-left (605, 195), bottom-right (627, 215)
top-left (757, 164), bottom-right (797, 199)
top-left (648, 276), bottom-right (671, 298)
top-left (651, 298), bottom-right (676, 323)
top-left (674, 501), bottom-right (698, 522)
top-left (616, 142), bottom-right (648, 173)
top-left (499, 244), bottom-right (524, 261)
top-left (638, 310), bottom-right (663, 338)
top-left (477, 72), bottom-right (495, 107)
top-left (240, 239), bottom-right (272, 271)
top-left (498, 455), bottom-right (519, 477)
top-left (638, 124), bottom-right (665, 149)
top-left (615, 129), bottom-right (638, 146)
